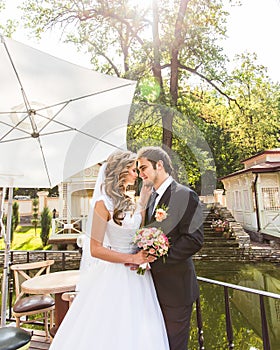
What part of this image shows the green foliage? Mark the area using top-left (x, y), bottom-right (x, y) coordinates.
top-left (3, 202), bottom-right (20, 242)
top-left (31, 198), bottom-right (39, 235)
top-left (2, 202), bottom-right (20, 242)
top-left (3, 0), bottom-right (279, 192)
top-left (12, 201), bottom-right (20, 232)
top-left (175, 58), bottom-right (280, 183)
top-left (12, 187), bottom-right (58, 199)
top-left (2, 214), bottom-right (6, 230)
top-left (17, 0), bottom-right (232, 128)
top-left (0, 0), bottom-right (18, 37)
top-left (224, 53), bottom-right (280, 159)
top-left (128, 102), bottom-right (217, 194)
top-left (40, 207), bottom-right (51, 247)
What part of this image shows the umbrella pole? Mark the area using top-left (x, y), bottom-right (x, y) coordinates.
top-left (0, 187), bottom-right (5, 239)
top-left (1, 187), bottom-right (13, 327)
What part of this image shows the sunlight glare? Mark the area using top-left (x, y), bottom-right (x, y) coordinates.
top-left (129, 0), bottom-right (152, 10)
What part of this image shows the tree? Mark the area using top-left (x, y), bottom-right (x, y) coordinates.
top-left (6, 0), bottom-right (279, 192)
top-left (18, 0), bottom-right (235, 148)
top-left (3, 201), bottom-right (20, 242)
top-left (0, 0), bottom-right (18, 36)
top-left (40, 207), bottom-right (51, 247)
top-left (127, 101), bottom-right (217, 194)
top-left (224, 53), bottom-right (280, 159)
top-left (176, 55), bottom-right (280, 179)
top-left (31, 198), bottom-right (39, 235)
top-left (13, 186), bottom-right (58, 199)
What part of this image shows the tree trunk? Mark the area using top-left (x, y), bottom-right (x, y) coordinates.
top-left (152, 0), bottom-right (164, 95)
top-left (168, 0), bottom-right (190, 148)
top-left (170, 0), bottom-right (190, 106)
top-left (162, 108), bottom-right (174, 150)
top-left (152, 0), bottom-right (172, 148)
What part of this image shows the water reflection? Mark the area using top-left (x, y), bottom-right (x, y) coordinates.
top-left (189, 262), bottom-right (280, 349)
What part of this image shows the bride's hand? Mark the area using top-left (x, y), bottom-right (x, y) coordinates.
top-left (132, 249), bottom-right (157, 265)
top-left (138, 181), bottom-right (153, 209)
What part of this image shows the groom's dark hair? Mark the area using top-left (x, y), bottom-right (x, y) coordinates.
top-left (137, 146), bottom-right (173, 175)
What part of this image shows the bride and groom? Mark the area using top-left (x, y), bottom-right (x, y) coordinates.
top-left (49, 146), bottom-right (204, 350)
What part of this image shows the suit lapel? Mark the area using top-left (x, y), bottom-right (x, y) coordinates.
top-left (147, 181), bottom-right (176, 225)
top-left (157, 184), bottom-right (172, 209)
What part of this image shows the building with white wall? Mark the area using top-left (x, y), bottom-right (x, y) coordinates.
top-left (220, 149), bottom-right (280, 242)
top-left (49, 163), bottom-right (101, 249)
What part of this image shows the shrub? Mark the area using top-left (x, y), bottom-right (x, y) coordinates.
top-left (2, 202), bottom-right (20, 242)
top-left (40, 207), bottom-right (51, 247)
top-left (31, 198), bottom-right (39, 235)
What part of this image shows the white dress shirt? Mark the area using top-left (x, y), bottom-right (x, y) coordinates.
top-left (153, 176), bottom-right (173, 212)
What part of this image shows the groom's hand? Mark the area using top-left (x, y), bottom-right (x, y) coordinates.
top-left (124, 263), bottom-right (151, 271)
top-left (124, 263), bottom-right (138, 271)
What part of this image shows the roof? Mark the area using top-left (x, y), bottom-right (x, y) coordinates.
top-left (241, 148), bottom-right (280, 163)
top-left (220, 161), bottom-right (280, 180)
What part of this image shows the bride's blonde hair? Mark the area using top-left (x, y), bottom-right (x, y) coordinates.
top-left (104, 150), bottom-right (136, 225)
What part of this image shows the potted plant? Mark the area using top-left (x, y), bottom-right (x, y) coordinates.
top-left (211, 219), bottom-right (229, 232)
top-left (211, 219), bottom-right (234, 238)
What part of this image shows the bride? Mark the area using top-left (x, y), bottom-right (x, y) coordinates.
top-left (49, 150), bottom-right (169, 350)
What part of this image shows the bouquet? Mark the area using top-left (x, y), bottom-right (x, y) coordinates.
top-left (132, 227), bottom-right (170, 275)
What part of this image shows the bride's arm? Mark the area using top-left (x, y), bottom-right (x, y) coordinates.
top-left (137, 181), bottom-right (153, 226)
top-left (90, 200), bottom-right (155, 265)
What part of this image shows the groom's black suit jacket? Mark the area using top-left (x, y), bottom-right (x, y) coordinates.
top-left (147, 180), bottom-right (204, 307)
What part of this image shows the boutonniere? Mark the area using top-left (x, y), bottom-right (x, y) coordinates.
top-left (155, 204), bottom-right (169, 222)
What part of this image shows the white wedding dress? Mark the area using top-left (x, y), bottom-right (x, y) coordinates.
top-left (49, 195), bottom-right (169, 350)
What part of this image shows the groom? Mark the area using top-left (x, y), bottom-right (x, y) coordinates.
top-left (137, 146), bottom-right (204, 350)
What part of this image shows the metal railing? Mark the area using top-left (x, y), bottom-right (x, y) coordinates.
top-left (196, 276), bottom-right (280, 350)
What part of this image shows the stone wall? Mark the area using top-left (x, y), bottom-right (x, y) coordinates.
top-left (215, 204), bottom-right (251, 250)
top-left (0, 250), bottom-right (81, 271)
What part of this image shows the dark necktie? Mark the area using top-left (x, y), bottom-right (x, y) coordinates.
top-left (147, 191), bottom-right (158, 222)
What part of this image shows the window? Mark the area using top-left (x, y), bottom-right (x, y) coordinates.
top-left (261, 187), bottom-right (280, 211)
top-left (243, 190), bottom-right (250, 211)
top-left (234, 191), bottom-right (242, 210)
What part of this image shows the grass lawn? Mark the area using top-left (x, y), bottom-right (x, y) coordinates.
top-left (0, 226), bottom-right (52, 250)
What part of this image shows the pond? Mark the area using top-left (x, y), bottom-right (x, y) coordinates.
top-left (189, 261), bottom-right (280, 350)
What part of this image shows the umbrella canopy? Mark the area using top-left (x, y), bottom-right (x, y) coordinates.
top-left (0, 35), bottom-right (136, 188)
top-left (0, 35), bottom-right (136, 326)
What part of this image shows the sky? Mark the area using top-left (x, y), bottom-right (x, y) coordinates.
top-left (223, 0), bottom-right (280, 82)
top-left (1, 0), bottom-right (280, 82)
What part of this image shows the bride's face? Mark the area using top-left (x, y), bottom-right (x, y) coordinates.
top-left (124, 162), bottom-right (138, 186)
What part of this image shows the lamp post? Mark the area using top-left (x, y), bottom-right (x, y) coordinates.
top-left (52, 208), bottom-right (57, 219)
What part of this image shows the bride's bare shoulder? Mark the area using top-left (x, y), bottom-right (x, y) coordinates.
top-left (94, 200), bottom-right (111, 221)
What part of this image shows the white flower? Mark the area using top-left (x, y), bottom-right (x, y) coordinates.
top-left (155, 206), bottom-right (168, 222)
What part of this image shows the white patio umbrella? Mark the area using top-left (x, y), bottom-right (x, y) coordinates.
top-left (0, 35), bottom-right (137, 326)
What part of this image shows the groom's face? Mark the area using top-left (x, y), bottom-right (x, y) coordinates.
top-left (138, 157), bottom-right (158, 187)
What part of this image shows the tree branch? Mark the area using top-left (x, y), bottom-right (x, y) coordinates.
top-left (83, 38), bottom-right (121, 77)
top-left (179, 63), bottom-right (241, 109)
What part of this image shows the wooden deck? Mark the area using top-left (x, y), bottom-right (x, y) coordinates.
top-left (26, 329), bottom-right (51, 350)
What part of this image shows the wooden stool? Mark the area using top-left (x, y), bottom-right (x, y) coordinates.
top-left (0, 327), bottom-right (32, 350)
top-left (61, 291), bottom-right (79, 307)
